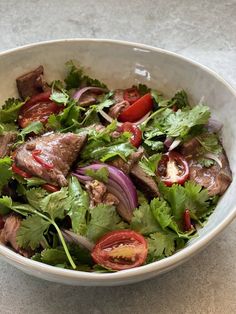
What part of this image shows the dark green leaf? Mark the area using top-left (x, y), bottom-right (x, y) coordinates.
top-left (0, 156), bottom-right (13, 193)
top-left (0, 98), bottom-right (26, 123)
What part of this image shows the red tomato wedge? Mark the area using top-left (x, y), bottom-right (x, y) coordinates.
top-left (91, 230), bottom-right (148, 270)
top-left (157, 151), bottom-right (189, 186)
top-left (119, 122), bottom-right (142, 147)
top-left (12, 163), bottom-right (32, 178)
top-left (118, 93), bottom-right (153, 122)
top-left (18, 91), bottom-right (62, 128)
top-left (42, 184), bottom-right (60, 193)
top-left (124, 87), bottom-right (141, 105)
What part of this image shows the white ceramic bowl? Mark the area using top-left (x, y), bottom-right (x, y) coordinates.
top-left (0, 39), bottom-right (236, 286)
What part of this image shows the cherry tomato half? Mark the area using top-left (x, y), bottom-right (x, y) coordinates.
top-left (118, 93), bottom-right (153, 122)
top-left (124, 87), bottom-right (141, 105)
top-left (12, 163), bottom-right (32, 178)
top-left (42, 184), bottom-right (60, 193)
top-left (91, 230), bottom-right (148, 271)
top-left (18, 91), bottom-right (62, 128)
top-left (157, 151), bottom-right (189, 186)
top-left (119, 122), bottom-right (142, 147)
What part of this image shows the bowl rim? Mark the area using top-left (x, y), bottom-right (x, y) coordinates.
top-left (0, 38), bottom-right (236, 283)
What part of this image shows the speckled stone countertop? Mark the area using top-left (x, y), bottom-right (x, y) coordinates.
top-left (0, 0), bottom-right (236, 313)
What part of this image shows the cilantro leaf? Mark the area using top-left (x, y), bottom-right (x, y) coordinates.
top-left (143, 139), bottom-right (164, 151)
top-left (40, 188), bottom-right (69, 220)
top-left (26, 187), bottom-right (49, 209)
top-left (196, 133), bottom-right (222, 155)
top-left (139, 153), bottom-right (162, 177)
top-left (0, 122), bottom-right (18, 135)
top-left (0, 98), bottom-right (26, 123)
top-left (0, 196), bottom-right (12, 215)
top-left (25, 177), bottom-right (47, 187)
top-left (171, 90), bottom-right (190, 109)
top-left (85, 167), bottom-right (109, 183)
top-left (40, 248), bottom-right (68, 266)
top-left (147, 231), bottom-right (176, 262)
top-left (86, 204), bottom-right (124, 241)
top-left (15, 121), bottom-right (44, 147)
top-left (50, 90), bottom-right (69, 105)
top-left (0, 156), bottom-right (13, 193)
top-left (198, 157), bottom-right (215, 168)
top-left (130, 203), bottom-right (161, 235)
top-left (67, 177), bottom-right (89, 235)
top-left (16, 215), bottom-right (50, 250)
top-left (150, 198), bottom-right (172, 229)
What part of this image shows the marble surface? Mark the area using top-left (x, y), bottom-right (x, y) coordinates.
top-left (0, 0), bottom-right (236, 313)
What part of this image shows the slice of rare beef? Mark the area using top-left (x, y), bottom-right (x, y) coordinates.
top-left (14, 132), bottom-right (87, 186)
top-left (16, 66), bottom-right (47, 99)
top-left (180, 138), bottom-right (232, 196)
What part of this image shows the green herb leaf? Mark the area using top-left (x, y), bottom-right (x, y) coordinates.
top-left (0, 98), bottom-right (26, 123)
top-left (0, 156), bottom-right (13, 193)
top-left (67, 177), bottom-right (89, 235)
top-left (40, 248), bottom-right (68, 265)
top-left (147, 231), bottom-right (176, 262)
top-left (196, 133), bottom-right (222, 155)
top-left (139, 153), bottom-right (162, 177)
top-left (15, 121), bottom-right (44, 146)
top-left (16, 215), bottom-right (50, 250)
top-left (50, 90), bottom-right (69, 105)
top-left (26, 187), bottom-right (49, 209)
top-left (85, 167), bottom-right (109, 183)
top-left (0, 196), bottom-right (12, 215)
top-left (0, 123), bottom-right (18, 135)
top-left (86, 204), bottom-right (124, 241)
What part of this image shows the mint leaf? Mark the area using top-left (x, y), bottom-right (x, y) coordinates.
top-left (16, 215), bottom-right (50, 249)
top-left (0, 156), bottom-right (13, 193)
top-left (67, 177), bottom-right (89, 235)
top-left (85, 167), bottom-right (109, 183)
top-left (86, 204), bottom-right (124, 241)
top-left (0, 98), bottom-right (26, 123)
top-left (130, 203), bottom-right (161, 235)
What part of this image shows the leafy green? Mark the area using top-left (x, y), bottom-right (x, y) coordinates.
top-left (86, 204), bottom-right (124, 241)
top-left (25, 177), bottom-right (47, 187)
top-left (0, 196), bottom-right (12, 215)
top-left (0, 98), bottom-right (26, 123)
top-left (16, 215), bottom-right (50, 250)
top-left (198, 158), bottom-right (215, 168)
top-left (139, 153), bottom-right (162, 177)
top-left (196, 133), bottom-right (222, 155)
top-left (171, 90), bottom-right (190, 109)
top-left (0, 122), bottom-right (18, 135)
top-left (143, 139), bottom-right (164, 151)
top-left (40, 248), bottom-right (68, 265)
top-left (26, 187), bottom-right (49, 209)
top-left (15, 121), bottom-right (44, 147)
top-left (50, 90), bottom-right (69, 105)
top-left (0, 156), bottom-right (13, 193)
top-left (130, 203), bottom-right (161, 235)
top-left (67, 177), bottom-right (89, 235)
top-left (147, 232), bottom-right (177, 262)
top-left (85, 167), bottom-right (109, 183)
top-left (136, 84), bottom-right (150, 95)
top-left (40, 188), bottom-right (69, 220)
top-left (64, 61), bottom-right (107, 90)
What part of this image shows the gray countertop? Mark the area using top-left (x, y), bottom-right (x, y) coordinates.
top-left (0, 0), bottom-right (236, 313)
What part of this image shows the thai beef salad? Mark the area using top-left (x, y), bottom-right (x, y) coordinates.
top-left (0, 61), bottom-right (232, 272)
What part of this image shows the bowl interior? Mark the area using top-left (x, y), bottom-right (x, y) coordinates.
top-left (0, 39), bottom-right (235, 285)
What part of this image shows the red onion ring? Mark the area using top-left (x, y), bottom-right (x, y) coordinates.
top-left (73, 87), bottom-right (107, 101)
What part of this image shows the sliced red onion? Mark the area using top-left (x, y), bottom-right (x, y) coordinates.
top-left (206, 118), bottom-right (223, 133)
top-left (204, 153), bottom-right (222, 168)
top-left (164, 137), bottom-right (174, 148)
top-left (73, 87), bottom-right (107, 101)
top-left (169, 138), bottom-right (182, 151)
top-left (62, 229), bottom-right (94, 251)
top-left (74, 163), bottom-right (138, 222)
top-left (99, 110), bottom-right (151, 127)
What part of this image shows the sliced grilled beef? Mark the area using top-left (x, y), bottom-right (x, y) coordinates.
top-left (0, 132), bottom-right (17, 158)
top-left (108, 148), bottom-right (144, 174)
top-left (130, 163), bottom-right (160, 199)
top-left (180, 138), bottom-right (232, 196)
top-left (16, 66), bottom-right (47, 99)
top-left (85, 180), bottom-right (119, 207)
top-left (108, 100), bottom-right (129, 119)
top-left (0, 215), bottom-right (32, 257)
top-left (15, 132), bottom-right (87, 186)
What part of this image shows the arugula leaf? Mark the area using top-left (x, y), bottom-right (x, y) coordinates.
top-left (40, 188), bottom-right (69, 220)
top-left (147, 231), bottom-right (176, 262)
top-left (16, 215), bottom-right (50, 250)
top-left (86, 204), bottom-right (124, 241)
top-left (0, 196), bottom-right (12, 215)
top-left (0, 156), bottom-right (13, 193)
top-left (130, 203), bottom-right (161, 235)
top-left (85, 167), bottom-right (109, 183)
top-left (67, 177), bottom-right (89, 235)
top-left (139, 153), bottom-right (162, 177)
top-left (0, 98), bottom-right (26, 123)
